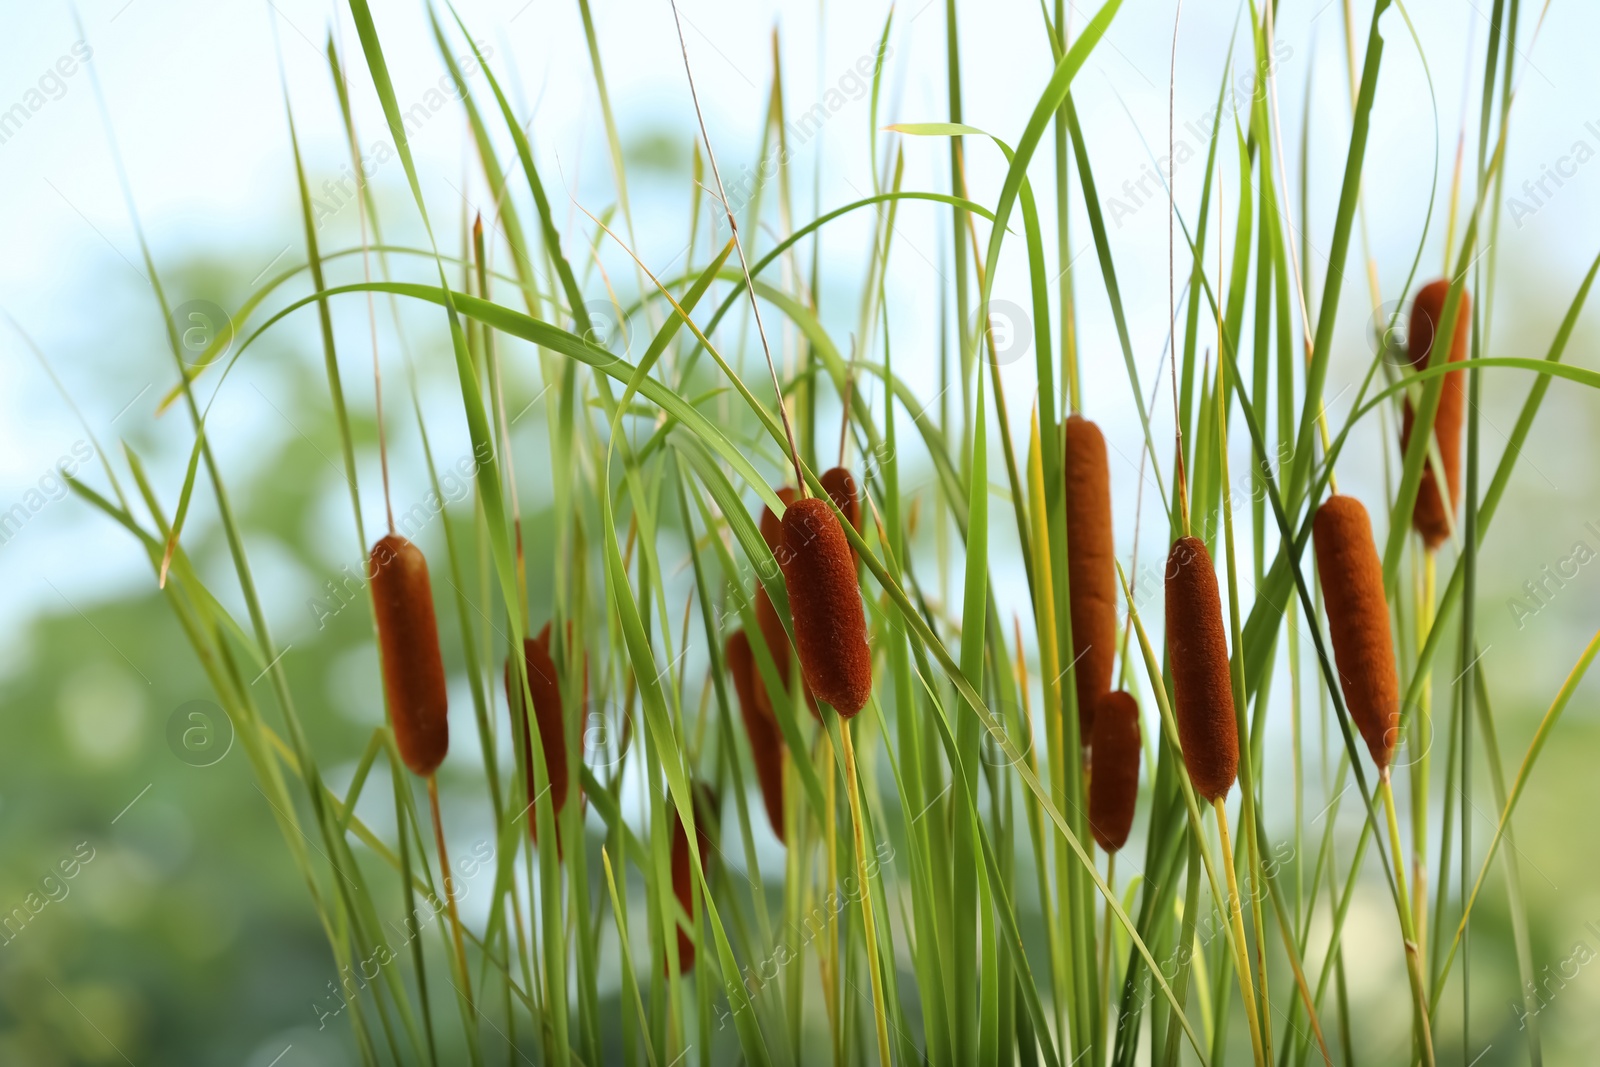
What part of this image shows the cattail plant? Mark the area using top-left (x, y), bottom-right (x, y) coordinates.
top-left (505, 621), bottom-right (585, 849)
top-left (1313, 495), bottom-right (1400, 770)
top-left (821, 466), bottom-right (863, 557)
top-left (370, 533), bottom-right (450, 776)
top-left (779, 496), bottom-right (874, 717)
top-left (1064, 414), bottom-right (1116, 742)
top-left (668, 785), bottom-right (718, 973)
top-left (754, 487), bottom-right (811, 719)
top-left (1088, 690), bottom-right (1140, 852)
top-left (1164, 535), bottom-right (1239, 801)
top-left (75, 3), bottom-right (1568, 1061)
top-left (1401, 279), bottom-right (1471, 549)
top-left (1319, 491), bottom-right (1437, 1062)
top-left (726, 630), bottom-right (785, 841)
top-left (369, 530), bottom-right (470, 1004)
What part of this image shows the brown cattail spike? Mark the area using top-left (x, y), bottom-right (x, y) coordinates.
top-left (369, 534), bottom-right (449, 777)
top-left (1164, 536), bottom-right (1238, 801)
top-left (727, 631), bottom-right (785, 842)
top-left (1089, 690), bottom-right (1141, 852)
top-left (1313, 495), bottom-right (1400, 770)
top-left (669, 786), bottom-right (718, 973)
top-left (779, 497), bottom-right (873, 716)
top-left (759, 487), bottom-right (799, 552)
top-left (1063, 415), bottom-right (1117, 743)
top-left (505, 622), bottom-right (584, 846)
top-left (753, 488), bottom-right (801, 720)
top-left (1401, 279), bottom-right (1470, 549)
top-left (757, 487), bottom-right (825, 720)
top-left (821, 466), bottom-right (863, 546)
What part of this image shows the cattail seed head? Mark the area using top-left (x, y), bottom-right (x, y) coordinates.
top-left (1313, 495), bottom-right (1400, 770)
top-left (505, 622), bottom-right (584, 846)
top-left (669, 785), bottom-right (718, 973)
top-left (759, 487), bottom-right (799, 553)
top-left (1164, 535), bottom-right (1238, 801)
top-left (779, 497), bottom-right (873, 716)
top-left (1401, 279), bottom-right (1471, 548)
top-left (369, 534), bottom-right (449, 777)
top-left (821, 466), bottom-right (863, 553)
top-left (752, 587), bottom-right (792, 718)
top-left (1064, 415), bottom-right (1117, 743)
top-left (727, 631), bottom-right (786, 842)
top-left (1088, 690), bottom-right (1141, 853)
top-left (753, 487), bottom-right (801, 720)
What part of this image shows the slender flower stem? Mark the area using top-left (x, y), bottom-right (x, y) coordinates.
top-left (428, 775), bottom-right (473, 1008)
top-left (1214, 797), bottom-right (1266, 1067)
top-left (840, 722), bottom-right (892, 1066)
top-left (1381, 772), bottom-right (1436, 1067)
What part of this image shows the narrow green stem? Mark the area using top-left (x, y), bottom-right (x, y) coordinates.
top-left (1380, 775), bottom-right (1435, 1067)
top-left (1214, 798), bottom-right (1265, 1067)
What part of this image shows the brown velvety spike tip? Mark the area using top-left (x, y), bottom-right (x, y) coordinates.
top-left (1400, 279), bottom-right (1471, 549)
top-left (1063, 415), bottom-right (1117, 743)
top-left (727, 631), bottom-right (786, 842)
top-left (1088, 690), bottom-right (1141, 852)
top-left (821, 466), bottom-right (863, 555)
top-left (1313, 495), bottom-right (1400, 770)
top-left (369, 534), bottom-right (449, 777)
top-left (669, 787), bottom-right (718, 974)
top-left (780, 497), bottom-right (874, 716)
top-left (1164, 536), bottom-right (1238, 801)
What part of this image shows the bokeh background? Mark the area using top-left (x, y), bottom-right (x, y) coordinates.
top-left (1, 0), bottom-right (1598, 1062)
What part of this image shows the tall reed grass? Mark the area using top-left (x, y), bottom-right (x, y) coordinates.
top-left (55, 0), bottom-right (1600, 1062)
